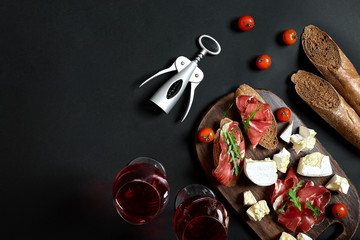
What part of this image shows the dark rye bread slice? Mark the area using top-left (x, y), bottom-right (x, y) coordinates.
top-left (291, 70), bottom-right (360, 150)
top-left (301, 25), bottom-right (360, 117)
top-left (213, 117), bottom-right (243, 187)
top-left (234, 84), bottom-right (278, 150)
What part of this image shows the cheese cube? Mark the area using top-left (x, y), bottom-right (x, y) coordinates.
top-left (280, 121), bottom-right (293, 143)
top-left (244, 158), bottom-right (278, 186)
top-left (246, 200), bottom-right (270, 221)
top-left (273, 147), bottom-right (291, 173)
top-left (290, 134), bottom-right (306, 153)
top-left (279, 232), bottom-right (296, 240)
top-left (297, 152), bottom-right (332, 177)
top-left (290, 126), bottom-right (317, 154)
top-left (326, 174), bottom-right (350, 194)
top-left (243, 190), bottom-right (257, 206)
top-left (299, 126), bottom-right (316, 138)
top-left (297, 233), bottom-right (312, 240)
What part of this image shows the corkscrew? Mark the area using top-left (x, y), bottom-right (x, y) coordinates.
top-left (139, 35), bottom-right (221, 122)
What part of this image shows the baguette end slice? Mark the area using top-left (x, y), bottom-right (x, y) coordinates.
top-left (291, 70), bottom-right (340, 110)
top-left (301, 25), bottom-right (360, 117)
top-left (302, 25), bottom-right (341, 70)
top-left (291, 70), bottom-right (360, 150)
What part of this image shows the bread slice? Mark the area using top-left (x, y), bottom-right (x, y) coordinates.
top-left (213, 117), bottom-right (242, 187)
top-left (234, 84), bottom-right (278, 150)
top-left (291, 70), bottom-right (360, 149)
top-left (301, 25), bottom-right (360, 116)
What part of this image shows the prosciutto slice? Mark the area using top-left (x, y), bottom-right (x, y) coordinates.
top-left (235, 95), bottom-right (272, 148)
top-left (271, 168), bottom-right (331, 232)
top-left (212, 121), bottom-right (245, 187)
top-left (271, 168), bottom-right (298, 210)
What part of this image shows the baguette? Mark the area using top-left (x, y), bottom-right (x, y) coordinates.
top-left (301, 25), bottom-right (360, 116)
top-left (235, 84), bottom-right (278, 149)
top-left (213, 117), bottom-right (244, 187)
top-left (291, 70), bottom-right (360, 150)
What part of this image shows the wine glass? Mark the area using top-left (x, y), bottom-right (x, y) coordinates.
top-left (173, 184), bottom-right (229, 240)
top-left (112, 157), bottom-right (170, 225)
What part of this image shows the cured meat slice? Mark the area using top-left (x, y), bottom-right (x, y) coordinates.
top-left (271, 168), bottom-right (298, 210)
top-left (298, 185), bottom-right (331, 212)
top-left (235, 95), bottom-right (272, 148)
top-left (212, 121), bottom-right (245, 187)
top-left (278, 206), bottom-right (302, 232)
top-left (271, 168), bottom-right (331, 232)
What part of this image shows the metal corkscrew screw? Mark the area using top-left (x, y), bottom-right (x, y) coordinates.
top-left (139, 34), bottom-right (221, 122)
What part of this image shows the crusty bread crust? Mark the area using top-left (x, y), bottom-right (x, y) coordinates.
top-left (213, 117), bottom-right (241, 187)
top-left (302, 25), bottom-right (360, 117)
top-left (235, 84), bottom-right (278, 150)
top-left (291, 70), bottom-right (360, 149)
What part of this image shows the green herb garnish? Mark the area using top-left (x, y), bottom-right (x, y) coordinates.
top-left (276, 180), bottom-right (303, 212)
top-left (223, 130), bottom-right (242, 176)
top-left (288, 179), bottom-right (303, 211)
top-left (306, 200), bottom-right (320, 218)
top-left (275, 200), bottom-right (288, 213)
top-left (242, 104), bottom-right (262, 133)
top-left (222, 103), bottom-right (233, 119)
top-left (288, 189), bottom-right (301, 211)
top-left (292, 179), bottom-right (304, 192)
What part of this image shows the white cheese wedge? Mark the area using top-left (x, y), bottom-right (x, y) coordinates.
top-left (244, 158), bottom-right (278, 186)
top-left (297, 152), bottom-right (332, 177)
top-left (243, 190), bottom-right (257, 206)
top-left (246, 200), bottom-right (270, 221)
top-left (280, 121), bottom-right (293, 143)
top-left (273, 147), bottom-right (291, 173)
top-left (325, 174), bottom-right (350, 194)
top-left (279, 232), bottom-right (296, 240)
top-left (290, 126), bottom-right (317, 154)
top-left (297, 233), bottom-right (312, 240)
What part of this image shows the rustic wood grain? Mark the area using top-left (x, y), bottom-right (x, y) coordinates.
top-left (195, 89), bottom-right (360, 240)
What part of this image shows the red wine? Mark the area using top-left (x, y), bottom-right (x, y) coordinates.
top-left (173, 195), bottom-right (229, 240)
top-left (113, 163), bottom-right (169, 225)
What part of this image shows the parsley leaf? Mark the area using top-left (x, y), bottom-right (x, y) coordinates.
top-left (306, 200), bottom-right (320, 218)
top-left (223, 130), bottom-right (242, 176)
top-left (242, 104), bottom-right (262, 133)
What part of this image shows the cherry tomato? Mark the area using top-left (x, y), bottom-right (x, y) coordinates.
top-left (198, 128), bottom-right (215, 143)
top-left (238, 15), bottom-right (254, 31)
top-left (277, 107), bottom-right (291, 122)
top-left (332, 203), bottom-right (347, 219)
top-left (283, 29), bottom-right (297, 45)
top-left (256, 54), bottom-right (271, 70)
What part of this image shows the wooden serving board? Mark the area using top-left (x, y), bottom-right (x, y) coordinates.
top-left (195, 89), bottom-right (360, 240)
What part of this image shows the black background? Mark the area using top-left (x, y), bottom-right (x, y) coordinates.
top-left (1, 1), bottom-right (360, 239)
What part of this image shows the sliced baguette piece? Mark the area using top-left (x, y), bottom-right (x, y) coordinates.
top-left (235, 84), bottom-right (278, 149)
top-left (291, 70), bottom-right (360, 149)
top-left (213, 117), bottom-right (244, 187)
top-left (301, 25), bottom-right (360, 116)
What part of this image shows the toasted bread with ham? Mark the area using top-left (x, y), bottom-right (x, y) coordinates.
top-left (213, 117), bottom-right (245, 187)
top-left (235, 84), bottom-right (278, 149)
